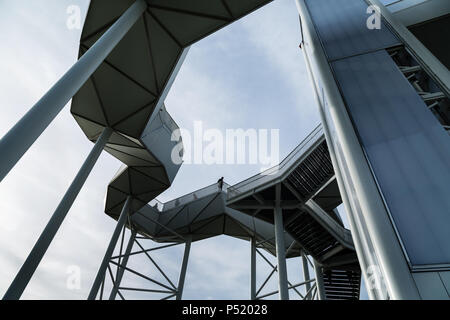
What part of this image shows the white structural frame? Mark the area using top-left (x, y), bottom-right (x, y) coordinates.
top-left (252, 239), bottom-right (318, 301)
top-left (2, 0), bottom-right (149, 300)
top-left (95, 217), bottom-right (192, 301)
top-left (95, 218), bottom-right (319, 300)
top-left (3, 127), bottom-right (113, 300)
top-left (295, 0), bottom-right (450, 299)
top-left (0, 0), bottom-right (147, 183)
top-left (296, 0), bottom-right (419, 300)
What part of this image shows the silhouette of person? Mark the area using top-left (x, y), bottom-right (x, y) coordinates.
top-left (217, 177), bottom-right (224, 190)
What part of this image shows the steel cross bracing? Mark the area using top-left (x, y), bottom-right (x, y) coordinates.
top-left (252, 244), bottom-right (317, 300)
top-left (97, 215), bottom-right (319, 300)
top-left (96, 216), bottom-right (191, 300)
top-left (98, 126), bottom-right (362, 300)
top-left (93, 177), bottom-right (324, 300)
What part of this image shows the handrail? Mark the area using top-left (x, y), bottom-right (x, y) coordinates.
top-left (227, 124), bottom-right (323, 199)
top-left (150, 181), bottom-right (231, 212)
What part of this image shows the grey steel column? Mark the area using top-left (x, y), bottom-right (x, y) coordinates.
top-left (109, 230), bottom-right (136, 300)
top-left (3, 127), bottom-right (112, 300)
top-left (176, 236), bottom-right (192, 300)
top-left (88, 195), bottom-right (132, 300)
top-left (295, 0), bottom-right (420, 299)
top-left (250, 237), bottom-right (256, 300)
top-left (313, 260), bottom-right (326, 300)
top-left (274, 184), bottom-right (289, 300)
top-left (301, 251), bottom-right (312, 300)
top-left (299, 14), bottom-right (372, 298)
top-left (0, 0), bottom-right (147, 183)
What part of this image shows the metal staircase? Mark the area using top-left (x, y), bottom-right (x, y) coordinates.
top-left (285, 205), bottom-right (361, 300)
top-left (286, 212), bottom-right (338, 259)
top-left (322, 269), bottom-right (361, 300)
top-left (227, 126), bottom-right (362, 300)
top-left (282, 141), bottom-right (361, 300)
top-left (389, 46), bottom-right (450, 134)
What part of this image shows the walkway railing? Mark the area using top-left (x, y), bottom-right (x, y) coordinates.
top-left (150, 181), bottom-right (230, 212)
top-left (227, 124), bottom-right (323, 200)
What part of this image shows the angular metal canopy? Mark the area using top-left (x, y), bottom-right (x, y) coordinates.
top-left (71, 0), bottom-right (273, 141)
top-left (71, 0), bottom-right (274, 212)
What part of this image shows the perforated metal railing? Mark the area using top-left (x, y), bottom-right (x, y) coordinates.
top-left (149, 181), bottom-right (230, 212)
top-left (227, 124), bottom-right (324, 200)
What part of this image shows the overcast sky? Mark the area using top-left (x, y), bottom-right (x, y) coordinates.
top-left (0, 0), bottom-right (367, 300)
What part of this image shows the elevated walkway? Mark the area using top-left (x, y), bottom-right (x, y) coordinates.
top-left (74, 0), bottom-right (361, 301)
top-left (104, 124), bottom-right (362, 300)
top-left (129, 182), bottom-right (301, 258)
top-left (72, 0), bottom-right (275, 213)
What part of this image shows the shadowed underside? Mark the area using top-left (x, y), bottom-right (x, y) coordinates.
top-left (71, 0), bottom-right (274, 214)
top-left (129, 185), bottom-right (302, 258)
top-left (72, 0), bottom-right (360, 300)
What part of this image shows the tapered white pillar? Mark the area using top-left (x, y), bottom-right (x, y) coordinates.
top-left (3, 127), bottom-right (112, 300)
top-left (0, 0), bottom-right (147, 183)
top-left (296, 0), bottom-right (422, 299)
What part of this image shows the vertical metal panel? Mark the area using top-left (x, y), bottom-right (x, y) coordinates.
top-left (296, 0), bottom-right (419, 300)
top-left (305, 0), bottom-right (400, 61)
top-left (331, 50), bottom-right (450, 266)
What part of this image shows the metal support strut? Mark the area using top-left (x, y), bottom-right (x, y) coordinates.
top-left (3, 127), bottom-right (113, 300)
top-left (0, 0), bottom-right (147, 183)
top-left (314, 260), bottom-right (326, 300)
top-left (302, 250), bottom-right (312, 299)
top-left (274, 184), bottom-right (289, 300)
top-left (250, 237), bottom-right (257, 300)
top-left (89, 195), bottom-right (132, 300)
top-left (176, 236), bottom-right (192, 300)
top-left (109, 229), bottom-right (137, 300)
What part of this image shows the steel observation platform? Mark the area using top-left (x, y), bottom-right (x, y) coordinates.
top-left (1, 0), bottom-right (377, 300)
top-left (76, 0), bottom-right (361, 300)
top-left (2, 0), bottom-right (450, 301)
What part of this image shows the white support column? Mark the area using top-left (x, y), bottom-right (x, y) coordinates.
top-left (3, 127), bottom-right (113, 300)
top-left (250, 237), bottom-right (257, 300)
top-left (274, 184), bottom-right (289, 300)
top-left (0, 0), bottom-right (147, 183)
top-left (313, 260), bottom-right (326, 300)
top-left (295, 0), bottom-right (420, 299)
top-left (88, 196), bottom-right (132, 300)
top-left (109, 229), bottom-right (137, 300)
top-left (301, 251), bottom-right (312, 300)
top-left (176, 236), bottom-right (192, 300)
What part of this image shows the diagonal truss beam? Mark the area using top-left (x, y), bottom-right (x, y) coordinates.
top-left (134, 240), bottom-right (177, 290)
